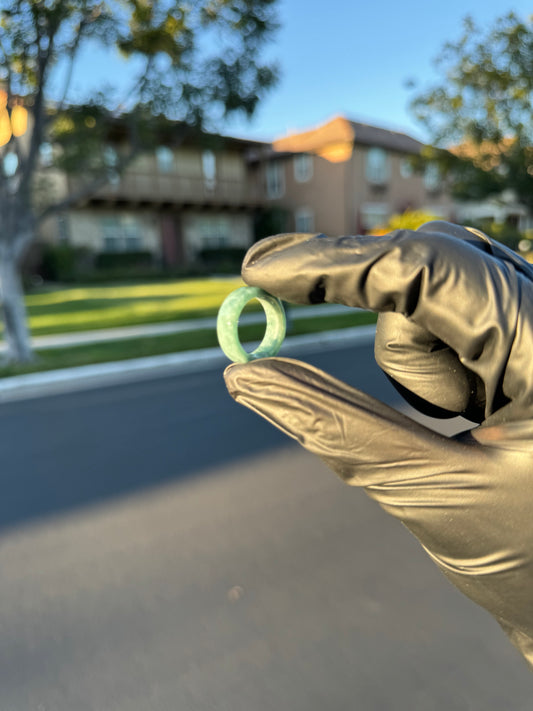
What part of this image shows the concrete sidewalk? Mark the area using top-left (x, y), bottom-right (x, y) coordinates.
top-left (2, 303), bottom-right (355, 352)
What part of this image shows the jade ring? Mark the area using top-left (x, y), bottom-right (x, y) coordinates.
top-left (217, 286), bottom-right (286, 363)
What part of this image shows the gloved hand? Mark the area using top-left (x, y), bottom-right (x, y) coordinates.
top-left (223, 221), bottom-right (533, 670)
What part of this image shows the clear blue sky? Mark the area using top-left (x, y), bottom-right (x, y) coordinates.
top-left (69, 1), bottom-right (533, 144)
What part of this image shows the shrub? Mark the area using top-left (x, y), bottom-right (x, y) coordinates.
top-left (468, 219), bottom-right (523, 251)
top-left (94, 250), bottom-right (154, 270)
top-left (39, 243), bottom-right (94, 282)
top-left (370, 209), bottom-right (443, 235)
top-left (197, 246), bottom-right (246, 273)
top-left (254, 207), bottom-right (290, 241)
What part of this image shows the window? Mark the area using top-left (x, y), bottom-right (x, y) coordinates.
top-left (57, 215), bottom-right (70, 243)
top-left (424, 164), bottom-right (441, 192)
top-left (101, 215), bottom-right (142, 252)
top-left (424, 205), bottom-right (448, 220)
top-left (100, 146), bottom-right (121, 186)
top-left (266, 161), bottom-right (285, 199)
top-left (294, 154), bottom-right (313, 183)
top-left (400, 158), bottom-right (414, 179)
top-left (156, 146), bottom-right (175, 173)
top-left (366, 148), bottom-right (390, 185)
top-left (360, 203), bottom-right (389, 232)
top-left (202, 149), bottom-right (216, 190)
top-left (294, 207), bottom-right (314, 233)
top-left (198, 216), bottom-right (230, 249)
top-left (520, 215), bottom-right (533, 233)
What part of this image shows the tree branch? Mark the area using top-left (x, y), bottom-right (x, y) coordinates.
top-left (37, 145), bottom-right (142, 222)
top-left (37, 123), bottom-right (192, 223)
top-left (18, 8), bottom-right (58, 203)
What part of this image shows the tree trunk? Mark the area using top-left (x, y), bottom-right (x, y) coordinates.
top-left (0, 246), bottom-right (33, 363)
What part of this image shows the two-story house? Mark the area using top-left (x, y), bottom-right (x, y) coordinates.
top-left (257, 115), bottom-right (454, 236)
top-left (39, 115), bottom-right (458, 271)
top-left (42, 126), bottom-right (267, 268)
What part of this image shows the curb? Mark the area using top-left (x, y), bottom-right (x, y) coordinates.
top-left (0, 325), bottom-right (376, 402)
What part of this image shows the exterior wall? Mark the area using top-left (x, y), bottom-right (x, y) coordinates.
top-left (266, 115), bottom-right (455, 236)
top-left (33, 167), bottom-right (70, 219)
top-left (261, 144), bottom-right (454, 239)
top-left (90, 145), bottom-right (261, 207)
top-left (66, 209), bottom-right (161, 256)
top-left (349, 147), bottom-right (454, 233)
top-left (39, 212), bottom-right (69, 245)
top-left (262, 154), bottom-right (348, 236)
top-left (41, 137), bottom-right (265, 266)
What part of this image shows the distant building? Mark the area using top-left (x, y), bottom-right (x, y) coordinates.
top-left (256, 115), bottom-right (454, 236)
top-left (39, 115), bottom-right (469, 271)
top-left (449, 139), bottom-right (533, 233)
top-left (40, 127), bottom-right (268, 268)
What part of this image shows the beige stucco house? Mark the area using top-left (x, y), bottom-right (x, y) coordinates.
top-left (40, 129), bottom-right (267, 268)
top-left (258, 115), bottom-right (455, 236)
top-left (38, 115), bottom-right (463, 269)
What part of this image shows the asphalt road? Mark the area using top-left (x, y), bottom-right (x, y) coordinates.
top-left (0, 344), bottom-right (531, 709)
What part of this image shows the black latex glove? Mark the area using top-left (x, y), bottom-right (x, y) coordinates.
top-left (223, 221), bottom-right (533, 670)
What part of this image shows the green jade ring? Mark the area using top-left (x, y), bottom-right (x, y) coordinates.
top-left (217, 286), bottom-right (286, 363)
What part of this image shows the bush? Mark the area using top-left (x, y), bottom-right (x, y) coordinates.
top-left (94, 250), bottom-right (154, 270)
top-left (39, 243), bottom-right (94, 282)
top-left (468, 219), bottom-right (523, 251)
top-left (370, 209), bottom-right (443, 235)
top-left (197, 246), bottom-right (246, 273)
top-left (254, 207), bottom-right (290, 241)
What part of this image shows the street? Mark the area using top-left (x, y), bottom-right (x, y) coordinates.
top-left (0, 343), bottom-right (531, 709)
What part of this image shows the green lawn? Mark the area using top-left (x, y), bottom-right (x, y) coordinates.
top-left (0, 278), bottom-right (378, 377)
top-left (0, 309), bottom-right (377, 378)
top-left (25, 277), bottom-right (246, 335)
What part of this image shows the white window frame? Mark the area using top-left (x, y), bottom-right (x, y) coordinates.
top-left (202, 149), bottom-right (217, 190)
top-left (366, 147), bottom-right (390, 185)
top-left (424, 164), bottom-right (441, 192)
top-left (266, 161), bottom-right (285, 199)
top-left (423, 205), bottom-right (449, 219)
top-left (101, 215), bottom-right (142, 252)
top-left (294, 207), bottom-right (315, 233)
top-left (293, 154), bottom-right (313, 183)
top-left (156, 146), bottom-right (175, 173)
top-left (198, 215), bottom-right (230, 249)
top-left (360, 203), bottom-right (389, 232)
top-left (400, 157), bottom-right (414, 179)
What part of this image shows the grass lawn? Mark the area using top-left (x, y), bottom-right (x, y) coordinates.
top-left (25, 277), bottom-right (246, 335)
top-left (0, 310), bottom-right (378, 378)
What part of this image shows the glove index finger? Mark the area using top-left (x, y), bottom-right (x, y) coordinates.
top-left (242, 228), bottom-right (530, 422)
top-left (242, 232), bottom-right (331, 304)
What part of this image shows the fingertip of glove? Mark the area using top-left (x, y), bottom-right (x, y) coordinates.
top-left (223, 362), bottom-right (243, 397)
top-left (223, 357), bottom-right (292, 399)
top-left (242, 233), bottom-right (325, 278)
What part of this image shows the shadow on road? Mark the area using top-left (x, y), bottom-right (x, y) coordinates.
top-left (0, 345), bottom-right (407, 533)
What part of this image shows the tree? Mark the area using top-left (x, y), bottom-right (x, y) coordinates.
top-left (409, 12), bottom-right (533, 211)
top-left (0, 0), bottom-right (279, 362)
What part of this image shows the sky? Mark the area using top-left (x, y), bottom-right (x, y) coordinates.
top-left (70, 0), bottom-right (533, 145)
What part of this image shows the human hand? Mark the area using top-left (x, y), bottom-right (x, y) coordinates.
top-left (223, 221), bottom-right (533, 669)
